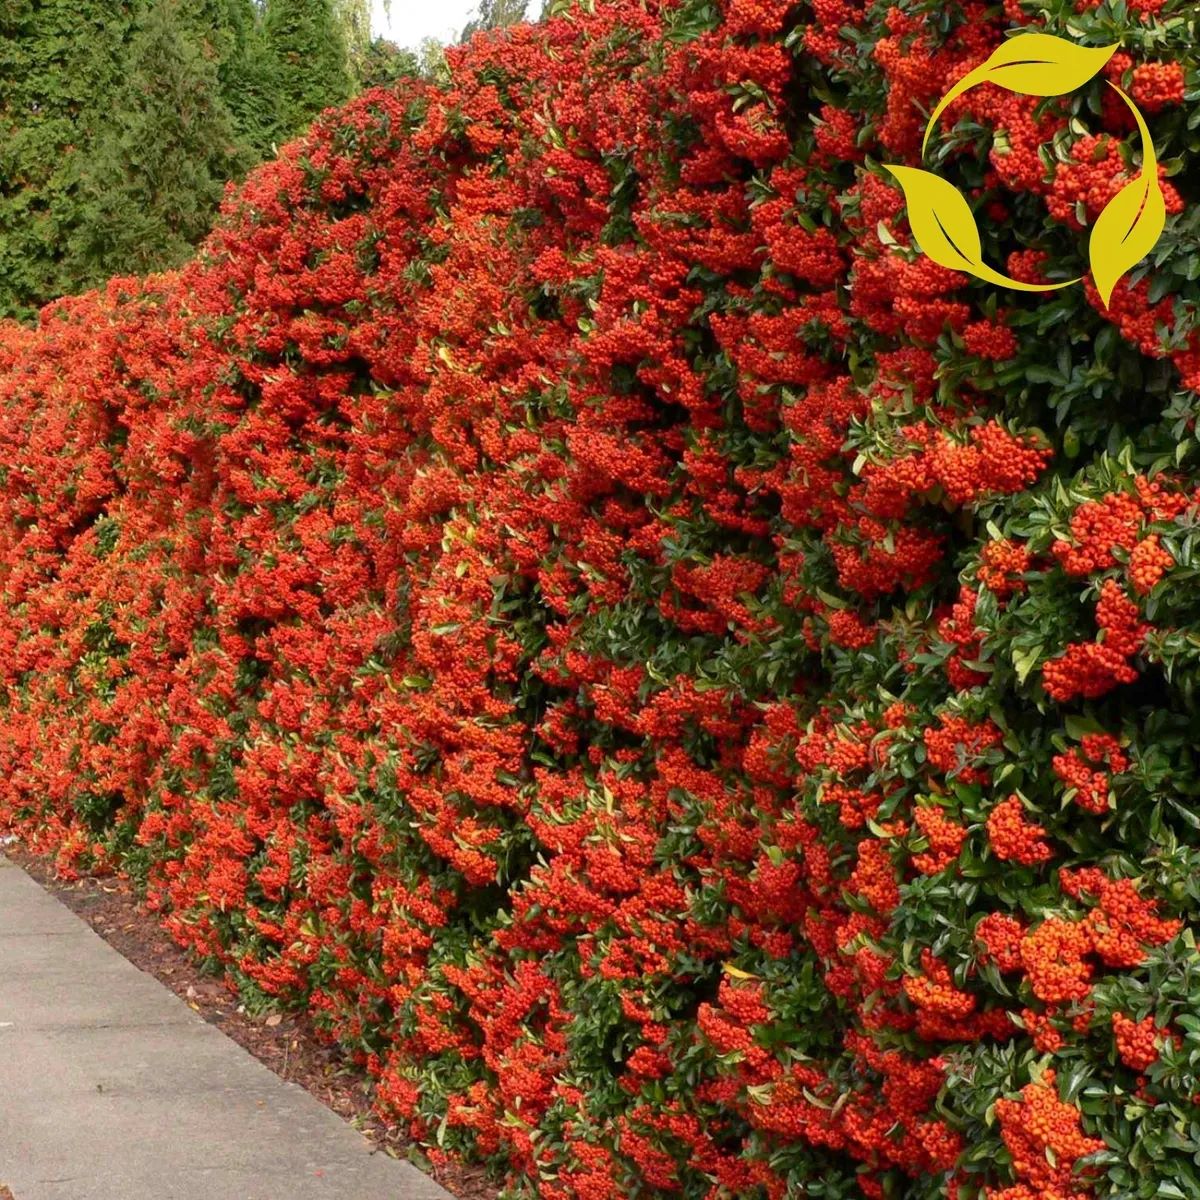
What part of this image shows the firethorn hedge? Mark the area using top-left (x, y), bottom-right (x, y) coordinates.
top-left (3, 0), bottom-right (1200, 1196)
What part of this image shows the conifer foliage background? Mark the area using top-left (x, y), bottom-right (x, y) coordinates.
top-left (0, 0), bottom-right (394, 319)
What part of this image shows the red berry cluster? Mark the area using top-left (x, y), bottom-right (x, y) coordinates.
top-left (1112, 1012), bottom-right (1161, 1072)
top-left (990, 1072), bottom-right (1104, 1200)
top-left (1052, 733), bottom-right (1129, 815)
top-left (987, 796), bottom-right (1053, 866)
top-left (1043, 581), bottom-right (1147, 702)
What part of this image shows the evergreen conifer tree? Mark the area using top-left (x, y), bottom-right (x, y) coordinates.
top-left (264, 0), bottom-right (352, 133)
top-left (0, 0), bottom-right (369, 317)
top-left (69, 0), bottom-right (244, 286)
top-left (0, 0), bottom-right (135, 317)
top-left (216, 0), bottom-right (288, 157)
top-left (357, 38), bottom-right (423, 90)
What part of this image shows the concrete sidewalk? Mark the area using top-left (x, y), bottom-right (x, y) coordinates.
top-left (0, 855), bottom-right (451, 1200)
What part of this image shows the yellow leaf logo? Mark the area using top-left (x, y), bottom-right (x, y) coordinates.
top-left (884, 166), bottom-right (1076, 292)
top-left (1089, 83), bottom-right (1166, 308)
top-left (883, 167), bottom-right (983, 273)
top-left (924, 34), bottom-right (1118, 155)
top-left (889, 30), bottom-right (1164, 309)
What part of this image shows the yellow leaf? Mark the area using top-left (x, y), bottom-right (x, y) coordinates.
top-left (924, 33), bottom-right (1118, 154)
top-left (723, 962), bottom-right (759, 980)
top-left (884, 166), bottom-right (984, 274)
top-left (886, 165), bottom-right (1080, 294)
top-left (966, 32), bottom-right (1118, 95)
top-left (1088, 83), bottom-right (1166, 309)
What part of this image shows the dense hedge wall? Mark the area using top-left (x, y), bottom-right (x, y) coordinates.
top-left (3, 1), bottom-right (1200, 1197)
